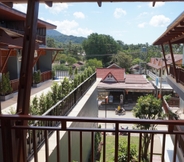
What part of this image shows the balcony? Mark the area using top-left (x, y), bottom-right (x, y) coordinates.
top-left (0, 115), bottom-right (184, 162)
top-left (0, 73), bottom-right (183, 162)
top-left (167, 65), bottom-right (184, 101)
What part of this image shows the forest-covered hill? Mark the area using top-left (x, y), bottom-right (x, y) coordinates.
top-left (46, 29), bottom-right (86, 44)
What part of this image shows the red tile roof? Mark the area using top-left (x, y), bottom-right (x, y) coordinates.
top-left (96, 68), bottom-right (125, 82)
top-left (147, 54), bottom-right (183, 69)
top-left (125, 74), bottom-right (148, 84)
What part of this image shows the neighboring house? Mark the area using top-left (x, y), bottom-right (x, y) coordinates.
top-left (0, 3), bottom-right (63, 93)
top-left (130, 64), bottom-right (140, 74)
top-left (147, 54), bottom-right (182, 97)
top-left (107, 63), bottom-right (121, 69)
top-left (96, 67), bottom-right (155, 107)
top-left (147, 54), bottom-right (183, 81)
top-left (72, 61), bottom-right (84, 69)
top-left (153, 11), bottom-right (184, 162)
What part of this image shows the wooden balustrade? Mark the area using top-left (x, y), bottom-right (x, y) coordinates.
top-left (0, 115), bottom-right (183, 162)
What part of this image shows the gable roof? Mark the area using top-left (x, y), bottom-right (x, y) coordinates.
top-left (96, 68), bottom-right (125, 82)
top-left (107, 63), bottom-right (121, 69)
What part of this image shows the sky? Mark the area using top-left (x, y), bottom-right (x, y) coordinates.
top-left (13, 2), bottom-right (184, 45)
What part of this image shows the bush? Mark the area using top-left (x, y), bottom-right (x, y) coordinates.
top-left (33, 70), bottom-right (41, 84)
top-left (118, 141), bottom-right (137, 162)
top-left (0, 72), bottom-right (13, 95)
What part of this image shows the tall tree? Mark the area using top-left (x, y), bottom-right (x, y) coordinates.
top-left (132, 94), bottom-right (163, 161)
top-left (47, 37), bottom-right (56, 48)
top-left (111, 51), bottom-right (132, 72)
top-left (82, 33), bottom-right (120, 67)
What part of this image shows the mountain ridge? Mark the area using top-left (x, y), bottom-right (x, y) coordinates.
top-left (46, 29), bottom-right (86, 44)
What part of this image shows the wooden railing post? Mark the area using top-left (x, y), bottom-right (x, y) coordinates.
top-left (1, 119), bottom-right (16, 162)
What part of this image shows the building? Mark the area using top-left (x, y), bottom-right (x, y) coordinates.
top-left (153, 11), bottom-right (184, 162)
top-left (0, 3), bottom-right (63, 95)
top-left (0, 1), bottom-right (183, 162)
top-left (146, 54), bottom-right (183, 97)
top-left (96, 66), bottom-right (155, 109)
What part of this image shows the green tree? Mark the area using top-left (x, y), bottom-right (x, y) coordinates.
top-left (82, 33), bottom-right (120, 66)
top-left (86, 58), bottom-right (102, 68)
top-left (132, 94), bottom-right (163, 161)
top-left (69, 66), bottom-right (73, 79)
top-left (47, 37), bottom-right (56, 48)
top-left (66, 56), bottom-right (77, 66)
top-left (111, 51), bottom-right (132, 72)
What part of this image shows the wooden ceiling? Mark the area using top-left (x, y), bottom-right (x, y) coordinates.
top-left (0, 3), bottom-right (56, 29)
top-left (1, 0), bottom-right (184, 8)
top-left (153, 11), bottom-right (184, 45)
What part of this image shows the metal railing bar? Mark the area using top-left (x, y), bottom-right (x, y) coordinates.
top-left (173, 134), bottom-right (178, 162)
top-left (68, 131), bottom-right (71, 162)
top-left (45, 130), bottom-right (49, 162)
top-left (127, 132), bottom-right (131, 162)
top-left (91, 131), bottom-right (94, 162)
top-left (162, 134), bottom-right (166, 162)
top-left (79, 131), bottom-right (82, 162)
top-left (56, 130), bottom-right (60, 162)
top-left (102, 131), bottom-right (106, 162)
top-left (149, 133), bottom-right (154, 162)
top-left (138, 133), bottom-right (142, 161)
top-left (114, 123), bottom-right (119, 162)
top-left (33, 129), bottom-right (38, 162)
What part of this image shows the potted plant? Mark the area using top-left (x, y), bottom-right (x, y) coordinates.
top-left (32, 70), bottom-right (42, 87)
top-left (0, 72), bottom-right (13, 101)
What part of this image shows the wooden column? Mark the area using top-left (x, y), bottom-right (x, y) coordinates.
top-left (168, 41), bottom-right (178, 82)
top-left (16, 0), bottom-right (39, 115)
top-left (15, 1), bottom-right (39, 162)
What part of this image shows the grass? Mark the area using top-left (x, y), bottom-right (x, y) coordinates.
top-left (99, 135), bottom-right (139, 162)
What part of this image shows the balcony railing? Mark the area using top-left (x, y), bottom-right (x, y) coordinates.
top-left (170, 65), bottom-right (184, 85)
top-left (41, 70), bottom-right (52, 82)
top-left (0, 115), bottom-right (184, 162)
top-left (10, 71), bottom-right (54, 92)
top-left (10, 78), bottom-right (19, 92)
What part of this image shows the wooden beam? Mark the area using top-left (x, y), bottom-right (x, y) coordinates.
top-left (168, 41), bottom-right (178, 82)
top-left (161, 44), bottom-right (168, 75)
top-left (52, 51), bottom-right (59, 63)
top-left (32, 49), bottom-right (44, 67)
top-left (45, 1), bottom-right (53, 7)
top-left (2, 2), bottom-right (13, 8)
top-left (0, 49), bottom-right (13, 73)
top-left (152, 1), bottom-right (156, 7)
top-left (97, 0), bottom-right (102, 7)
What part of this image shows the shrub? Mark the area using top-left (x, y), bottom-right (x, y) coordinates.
top-left (33, 70), bottom-right (41, 84)
top-left (0, 72), bottom-right (13, 96)
top-left (118, 141), bottom-right (137, 162)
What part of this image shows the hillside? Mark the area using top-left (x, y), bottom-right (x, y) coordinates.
top-left (46, 29), bottom-right (86, 44)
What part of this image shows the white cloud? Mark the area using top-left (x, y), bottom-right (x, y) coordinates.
top-left (149, 15), bottom-right (170, 27)
top-left (13, 4), bottom-right (27, 13)
top-left (137, 12), bottom-right (148, 19)
top-left (45, 3), bottom-right (68, 14)
top-left (45, 19), bottom-right (93, 37)
top-left (114, 8), bottom-right (126, 19)
top-left (148, 2), bottom-right (165, 8)
top-left (138, 22), bottom-right (147, 28)
top-left (73, 12), bottom-right (85, 19)
top-left (137, 5), bottom-right (142, 8)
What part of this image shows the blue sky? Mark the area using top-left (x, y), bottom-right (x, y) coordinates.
top-left (13, 2), bottom-right (184, 45)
